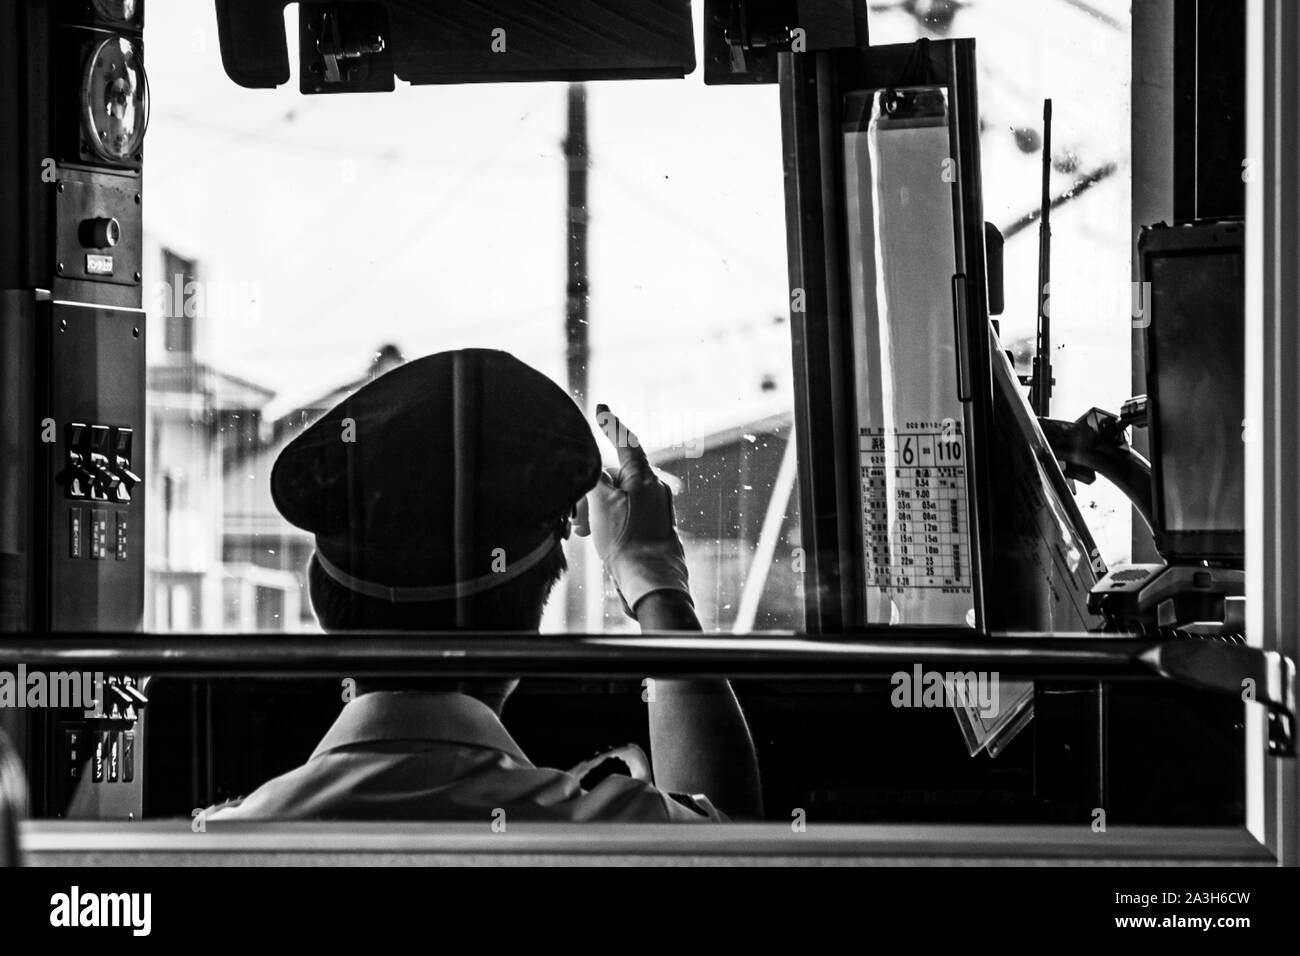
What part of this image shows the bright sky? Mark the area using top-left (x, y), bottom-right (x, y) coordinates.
top-left (142, 0), bottom-right (1134, 561)
top-left (142, 3), bottom-right (790, 436)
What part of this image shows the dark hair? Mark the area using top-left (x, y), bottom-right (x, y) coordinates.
top-left (307, 543), bottom-right (567, 705)
top-left (308, 544), bottom-right (566, 632)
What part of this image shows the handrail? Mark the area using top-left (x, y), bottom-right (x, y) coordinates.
top-left (0, 631), bottom-right (1293, 740)
top-left (0, 630), bottom-right (1175, 678)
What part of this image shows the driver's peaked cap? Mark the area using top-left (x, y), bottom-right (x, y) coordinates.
top-left (271, 348), bottom-right (601, 593)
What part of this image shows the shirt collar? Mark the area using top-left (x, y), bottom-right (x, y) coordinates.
top-left (311, 691), bottom-right (530, 765)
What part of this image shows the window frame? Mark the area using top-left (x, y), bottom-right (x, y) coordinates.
top-left (3, 630), bottom-right (1293, 863)
top-left (6, 2), bottom-right (1295, 865)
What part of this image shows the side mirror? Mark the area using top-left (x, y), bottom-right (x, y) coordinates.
top-left (984, 221), bottom-right (1005, 316)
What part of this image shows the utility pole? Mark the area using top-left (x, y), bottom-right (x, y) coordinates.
top-left (563, 83), bottom-right (600, 630)
top-left (564, 83), bottom-right (590, 408)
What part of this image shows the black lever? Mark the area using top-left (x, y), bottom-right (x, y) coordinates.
top-left (87, 425), bottom-right (119, 498)
top-left (112, 426), bottom-right (141, 498)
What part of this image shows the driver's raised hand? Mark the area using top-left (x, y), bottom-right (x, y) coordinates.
top-left (577, 404), bottom-right (692, 617)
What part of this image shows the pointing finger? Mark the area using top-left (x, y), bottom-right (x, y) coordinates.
top-left (594, 404), bottom-right (652, 483)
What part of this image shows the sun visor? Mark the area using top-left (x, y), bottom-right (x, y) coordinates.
top-left (215, 0), bottom-right (696, 91)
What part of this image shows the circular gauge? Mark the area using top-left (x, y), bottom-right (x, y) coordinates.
top-left (91, 0), bottom-right (139, 24)
top-left (80, 35), bottom-right (149, 163)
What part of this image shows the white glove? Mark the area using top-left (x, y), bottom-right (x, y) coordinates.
top-left (578, 404), bottom-right (692, 617)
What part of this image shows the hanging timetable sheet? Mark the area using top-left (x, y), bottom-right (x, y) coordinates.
top-left (861, 422), bottom-right (970, 593)
top-left (843, 87), bottom-right (977, 628)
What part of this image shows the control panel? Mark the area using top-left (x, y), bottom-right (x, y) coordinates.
top-left (55, 674), bottom-right (150, 820)
top-left (61, 422), bottom-right (141, 569)
top-left (40, 302), bottom-right (145, 633)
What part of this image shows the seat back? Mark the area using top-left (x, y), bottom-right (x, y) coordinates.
top-left (0, 728), bottom-right (27, 867)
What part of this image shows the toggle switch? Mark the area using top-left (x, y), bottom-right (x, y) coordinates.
top-left (112, 427), bottom-right (141, 502)
top-left (87, 425), bottom-right (118, 500)
top-left (120, 677), bottom-right (148, 706)
top-left (106, 679), bottom-right (134, 708)
top-left (68, 467), bottom-right (94, 498)
top-left (64, 422), bottom-right (93, 498)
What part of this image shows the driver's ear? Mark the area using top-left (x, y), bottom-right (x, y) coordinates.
top-left (571, 498), bottom-right (591, 537)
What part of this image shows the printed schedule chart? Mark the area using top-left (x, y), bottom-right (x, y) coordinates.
top-left (860, 423), bottom-right (973, 592)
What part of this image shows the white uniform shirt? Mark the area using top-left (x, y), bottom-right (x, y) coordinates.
top-left (207, 691), bottom-right (723, 823)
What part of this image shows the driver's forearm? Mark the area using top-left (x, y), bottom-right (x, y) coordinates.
top-left (636, 591), bottom-right (764, 820)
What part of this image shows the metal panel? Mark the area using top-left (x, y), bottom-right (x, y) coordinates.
top-left (17, 819), bottom-right (1278, 866)
top-left (0, 291), bottom-right (35, 633)
top-left (51, 169), bottom-right (142, 292)
top-left (40, 301), bottom-right (146, 632)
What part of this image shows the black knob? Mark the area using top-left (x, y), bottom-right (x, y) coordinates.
top-left (79, 217), bottom-right (121, 249)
